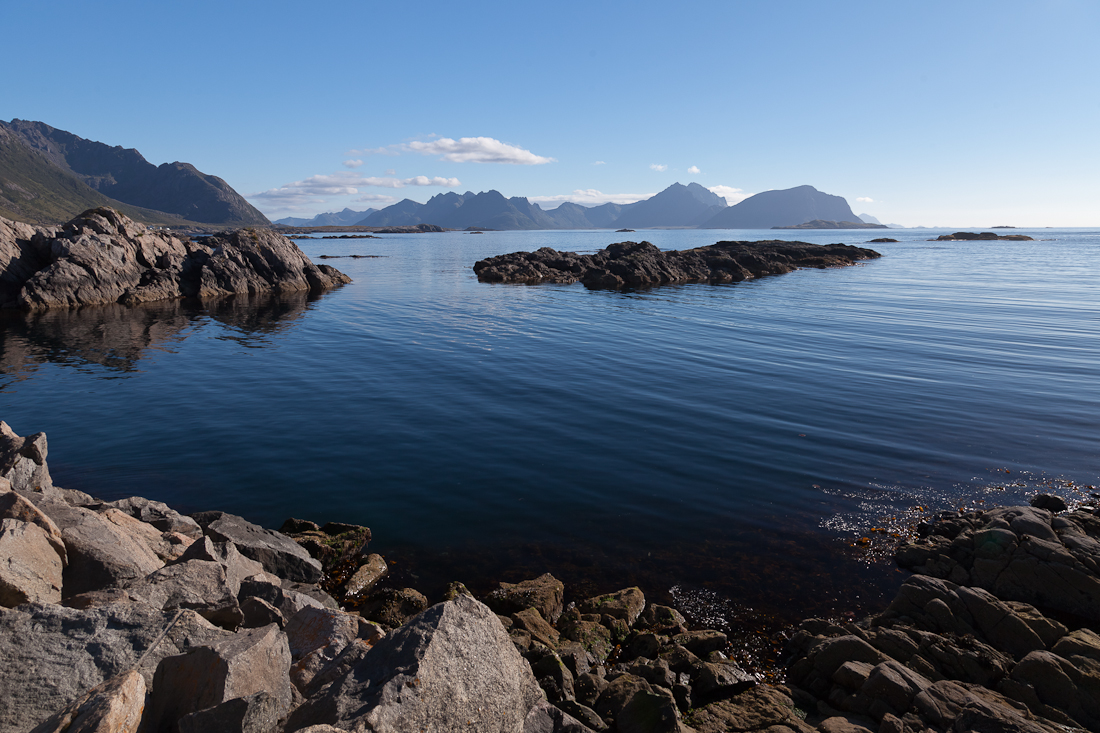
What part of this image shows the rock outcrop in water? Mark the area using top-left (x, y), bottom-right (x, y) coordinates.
top-left (3, 418), bottom-right (1100, 733)
top-left (473, 240), bottom-right (881, 289)
top-left (933, 232), bottom-right (1035, 241)
top-left (0, 208), bottom-right (350, 310)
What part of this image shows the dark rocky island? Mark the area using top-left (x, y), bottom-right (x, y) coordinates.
top-left (0, 208), bottom-right (350, 310)
top-left (473, 240), bottom-right (881, 289)
top-left (869, 238), bottom-right (899, 243)
top-left (3, 419), bottom-right (1100, 733)
top-left (933, 232), bottom-right (1035, 242)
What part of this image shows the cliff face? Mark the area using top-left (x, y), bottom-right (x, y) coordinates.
top-left (0, 208), bottom-right (348, 310)
top-left (1, 120), bottom-right (269, 227)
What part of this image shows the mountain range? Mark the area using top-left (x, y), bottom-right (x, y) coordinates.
top-left (0, 119), bottom-right (268, 227)
top-left (275, 208), bottom-right (377, 227)
top-left (352, 182), bottom-right (863, 231)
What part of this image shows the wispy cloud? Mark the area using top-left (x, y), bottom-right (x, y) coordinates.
top-left (650, 164), bottom-right (668, 172)
top-left (687, 165), bottom-right (700, 174)
top-left (856, 196), bottom-right (874, 203)
top-left (355, 194), bottom-right (398, 205)
top-left (405, 137), bottom-right (554, 164)
top-left (250, 171), bottom-right (461, 209)
top-left (709, 185), bottom-right (752, 205)
top-left (529, 189), bottom-right (656, 208)
top-left (343, 159), bottom-right (363, 169)
top-left (593, 160), bottom-right (606, 166)
top-left (352, 136), bottom-right (554, 165)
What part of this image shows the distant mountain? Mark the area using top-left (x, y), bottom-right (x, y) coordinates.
top-left (1, 119), bottom-right (268, 226)
top-left (858, 213), bottom-right (882, 225)
top-left (699, 185), bottom-right (859, 229)
top-left (360, 182), bottom-right (733, 231)
top-left (276, 207), bottom-right (376, 227)
top-left (612, 182), bottom-right (727, 229)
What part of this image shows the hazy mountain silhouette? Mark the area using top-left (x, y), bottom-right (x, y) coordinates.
top-left (276, 207), bottom-right (377, 227)
top-left (699, 185), bottom-right (858, 229)
top-left (612, 182), bottom-right (727, 229)
top-left (2, 119), bottom-right (268, 226)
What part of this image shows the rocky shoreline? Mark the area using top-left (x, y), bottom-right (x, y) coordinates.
top-left (473, 240), bottom-right (880, 289)
top-left (0, 209), bottom-right (350, 310)
top-left (2, 419), bottom-right (1099, 733)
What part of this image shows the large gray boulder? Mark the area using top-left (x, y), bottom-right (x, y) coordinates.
top-left (0, 420), bottom-right (53, 492)
top-left (28, 670), bottom-right (146, 733)
top-left (30, 498), bottom-right (164, 596)
top-left (0, 488), bottom-right (67, 562)
top-left (286, 594), bottom-right (543, 732)
top-left (145, 623), bottom-right (293, 733)
top-left (0, 208), bottom-right (350, 310)
top-left (191, 511), bottom-right (322, 584)
top-left (0, 603), bottom-right (229, 733)
top-left (0, 518), bottom-right (64, 605)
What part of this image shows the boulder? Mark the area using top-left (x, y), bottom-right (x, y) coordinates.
top-left (578, 587), bottom-right (646, 626)
top-left (358, 586), bottom-right (428, 627)
top-left (0, 421), bottom-right (53, 492)
top-left (172, 537), bottom-right (265, 596)
top-left (31, 498), bottom-right (164, 596)
top-left (177, 691), bottom-right (284, 733)
top-left (98, 507), bottom-right (194, 563)
top-left (513, 606), bottom-right (560, 648)
top-left (146, 623), bottom-right (293, 733)
top-left (0, 603), bottom-right (228, 733)
top-left (103, 496), bottom-right (202, 539)
top-left (28, 670), bottom-right (146, 733)
top-left (118, 559), bottom-right (244, 629)
top-left (523, 700), bottom-right (597, 733)
top-left (191, 511), bottom-right (322, 583)
top-left (283, 606), bottom-right (361, 661)
top-left (685, 685), bottom-right (815, 733)
top-left (285, 594), bottom-right (543, 732)
top-left (0, 518), bottom-right (64, 605)
top-left (343, 553), bottom-right (387, 598)
top-left (0, 489), bottom-right (67, 561)
top-left (485, 572), bottom-right (566, 623)
top-left (616, 688), bottom-right (690, 733)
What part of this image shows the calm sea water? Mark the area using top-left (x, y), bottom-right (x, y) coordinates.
top-left (2, 227), bottom-right (1097, 624)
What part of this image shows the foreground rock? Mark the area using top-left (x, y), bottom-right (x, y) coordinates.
top-left (473, 240), bottom-right (880, 289)
top-left (0, 208), bottom-right (350, 310)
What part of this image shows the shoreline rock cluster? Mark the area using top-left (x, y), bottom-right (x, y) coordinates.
top-left (473, 240), bottom-right (881, 289)
top-left (931, 232), bottom-right (1034, 242)
top-left (0, 208), bottom-right (350, 310)
top-left (3, 418), bottom-right (1099, 733)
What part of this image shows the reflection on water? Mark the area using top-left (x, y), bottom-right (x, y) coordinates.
top-left (0, 291), bottom-right (324, 381)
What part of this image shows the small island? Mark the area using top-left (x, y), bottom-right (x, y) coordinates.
top-left (773, 220), bottom-right (888, 230)
top-left (473, 240), bottom-right (881, 289)
top-left (933, 232), bottom-right (1035, 242)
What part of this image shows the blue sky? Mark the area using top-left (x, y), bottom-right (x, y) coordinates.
top-left (5, 0), bottom-right (1098, 226)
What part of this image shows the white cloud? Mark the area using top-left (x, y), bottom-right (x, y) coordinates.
top-left (384, 169), bottom-right (396, 176)
top-left (529, 189), bottom-right (656, 208)
top-left (687, 165), bottom-right (700, 174)
top-left (857, 197), bottom-right (874, 203)
top-left (403, 136), bottom-right (554, 164)
top-left (343, 159), bottom-right (363, 169)
top-left (650, 164), bottom-right (668, 172)
top-left (355, 194), bottom-right (398, 205)
top-left (708, 185), bottom-right (753, 205)
top-left (593, 160), bottom-right (606, 165)
top-left (348, 146), bottom-right (399, 156)
top-left (250, 171), bottom-right (461, 208)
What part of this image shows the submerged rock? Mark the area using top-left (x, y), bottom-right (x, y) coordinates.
top-left (473, 240), bottom-right (880, 289)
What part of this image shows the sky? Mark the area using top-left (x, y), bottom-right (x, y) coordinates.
top-left (4, 0), bottom-right (1098, 227)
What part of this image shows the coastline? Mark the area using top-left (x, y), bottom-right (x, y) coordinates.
top-left (4, 420), bottom-right (1100, 732)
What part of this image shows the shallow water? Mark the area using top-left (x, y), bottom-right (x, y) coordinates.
top-left (2, 227), bottom-right (1097, 623)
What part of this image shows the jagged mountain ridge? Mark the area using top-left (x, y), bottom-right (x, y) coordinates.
top-left (356, 183), bottom-right (866, 232)
top-left (275, 208), bottom-right (377, 227)
top-left (1, 119), bottom-right (268, 226)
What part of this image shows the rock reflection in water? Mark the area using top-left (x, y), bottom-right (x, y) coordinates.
top-left (0, 291), bottom-right (323, 380)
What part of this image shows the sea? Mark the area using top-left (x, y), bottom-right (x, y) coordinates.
top-left (2, 227), bottom-right (1098, 632)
